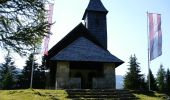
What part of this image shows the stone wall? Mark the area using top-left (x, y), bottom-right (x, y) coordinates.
top-left (55, 62), bottom-right (69, 89)
top-left (93, 63), bottom-right (115, 89)
top-left (55, 62), bottom-right (115, 89)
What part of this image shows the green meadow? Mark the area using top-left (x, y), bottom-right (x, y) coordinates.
top-left (132, 90), bottom-right (169, 100)
top-left (0, 89), bottom-right (169, 100)
top-left (0, 89), bottom-right (69, 100)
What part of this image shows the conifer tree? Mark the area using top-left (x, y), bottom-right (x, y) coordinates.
top-left (18, 54), bottom-right (46, 89)
top-left (0, 0), bottom-right (50, 55)
top-left (147, 69), bottom-right (158, 91)
top-left (165, 68), bottom-right (170, 92)
top-left (0, 54), bottom-right (17, 89)
top-left (156, 64), bottom-right (165, 92)
top-left (124, 55), bottom-right (146, 90)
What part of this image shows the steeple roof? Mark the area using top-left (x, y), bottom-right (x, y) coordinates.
top-left (86, 0), bottom-right (108, 12)
top-left (82, 0), bottom-right (108, 19)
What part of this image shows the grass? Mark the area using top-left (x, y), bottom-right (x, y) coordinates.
top-left (132, 90), bottom-right (170, 100)
top-left (0, 89), bottom-right (169, 100)
top-left (0, 89), bottom-right (70, 100)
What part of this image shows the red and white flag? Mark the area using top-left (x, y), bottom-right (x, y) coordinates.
top-left (47, 3), bottom-right (54, 30)
top-left (148, 13), bottom-right (162, 61)
top-left (44, 33), bottom-right (50, 56)
top-left (44, 4), bottom-right (54, 56)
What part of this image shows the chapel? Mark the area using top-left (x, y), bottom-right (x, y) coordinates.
top-left (46, 0), bottom-right (124, 89)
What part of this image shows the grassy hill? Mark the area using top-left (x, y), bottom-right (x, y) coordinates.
top-left (132, 90), bottom-right (169, 100)
top-left (0, 89), bottom-right (69, 100)
top-left (0, 89), bottom-right (169, 100)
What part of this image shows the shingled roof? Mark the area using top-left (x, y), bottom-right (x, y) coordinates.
top-left (82, 0), bottom-right (108, 20)
top-left (46, 23), bottom-right (102, 59)
top-left (86, 0), bottom-right (108, 12)
top-left (47, 23), bottom-right (123, 67)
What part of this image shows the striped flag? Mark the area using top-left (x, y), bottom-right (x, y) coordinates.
top-left (44, 3), bottom-right (54, 56)
top-left (148, 13), bottom-right (162, 61)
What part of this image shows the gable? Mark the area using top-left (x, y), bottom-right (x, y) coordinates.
top-left (46, 23), bottom-right (103, 60)
top-left (50, 37), bottom-right (123, 67)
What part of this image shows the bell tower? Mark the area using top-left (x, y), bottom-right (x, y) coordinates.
top-left (82, 0), bottom-right (108, 49)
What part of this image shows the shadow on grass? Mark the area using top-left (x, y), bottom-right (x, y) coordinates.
top-left (132, 90), bottom-right (170, 100)
top-left (31, 89), bottom-right (60, 100)
top-left (131, 90), bottom-right (157, 97)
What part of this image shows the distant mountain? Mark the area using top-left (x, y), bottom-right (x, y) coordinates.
top-left (116, 75), bottom-right (124, 89)
top-left (0, 65), bottom-right (22, 75)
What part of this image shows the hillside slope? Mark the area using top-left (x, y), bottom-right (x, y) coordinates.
top-left (0, 89), bottom-right (169, 100)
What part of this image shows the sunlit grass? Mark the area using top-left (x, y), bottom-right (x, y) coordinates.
top-left (133, 90), bottom-right (169, 100)
top-left (0, 89), bottom-right (169, 100)
top-left (0, 89), bottom-right (70, 100)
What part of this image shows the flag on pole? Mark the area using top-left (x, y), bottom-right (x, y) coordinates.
top-left (47, 3), bottom-right (54, 30)
top-left (148, 13), bottom-right (162, 61)
top-left (44, 3), bottom-right (54, 56)
top-left (44, 33), bottom-right (50, 55)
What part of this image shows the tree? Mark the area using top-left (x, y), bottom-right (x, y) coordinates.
top-left (147, 69), bottom-right (158, 91)
top-left (17, 54), bottom-right (46, 89)
top-left (124, 55), bottom-right (146, 90)
top-left (0, 54), bottom-right (18, 89)
top-left (156, 64), bottom-right (165, 92)
top-left (165, 68), bottom-right (170, 92)
top-left (0, 0), bottom-right (50, 55)
top-left (1, 72), bottom-right (14, 89)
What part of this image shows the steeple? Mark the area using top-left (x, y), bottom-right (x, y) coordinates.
top-left (82, 0), bottom-right (108, 19)
top-left (82, 0), bottom-right (108, 49)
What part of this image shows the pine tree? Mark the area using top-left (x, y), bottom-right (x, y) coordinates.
top-left (156, 64), bottom-right (165, 92)
top-left (124, 55), bottom-right (146, 90)
top-left (17, 54), bottom-right (46, 89)
top-left (2, 72), bottom-right (14, 89)
top-left (0, 54), bottom-right (18, 89)
top-left (147, 69), bottom-right (158, 91)
top-left (165, 68), bottom-right (170, 92)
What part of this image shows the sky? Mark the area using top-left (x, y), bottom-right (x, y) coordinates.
top-left (0, 0), bottom-right (170, 77)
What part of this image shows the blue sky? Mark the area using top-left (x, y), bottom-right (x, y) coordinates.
top-left (49, 0), bottom-right (170, 76)
top-left (0, 0), bottom-right (170, 77)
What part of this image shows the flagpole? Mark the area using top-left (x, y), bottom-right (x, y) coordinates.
top-left (30, 46), bottom-right (35, 88)
top-left (147, 12), bottom-right (151, 91)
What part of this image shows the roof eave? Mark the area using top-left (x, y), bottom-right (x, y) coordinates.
top-left (82, 10), bottom-right (108, 20)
